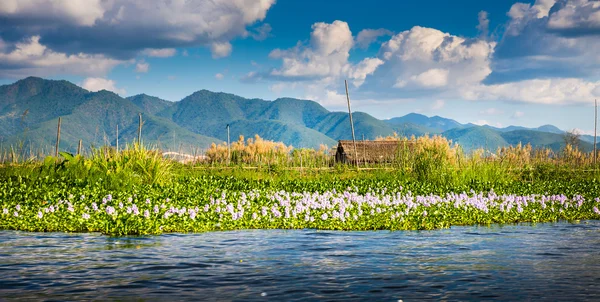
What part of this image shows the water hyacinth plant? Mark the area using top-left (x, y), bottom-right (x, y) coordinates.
top-left (1, 185), bottom-right (600, 235)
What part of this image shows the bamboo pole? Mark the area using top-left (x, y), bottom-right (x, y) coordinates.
top-left (137, 113), bottom-right (143, 146)
top-left (226, 124), bottom-right (230, 165)
top-left (593, 99), bottom-right (597, 168)
top-left (55, 117), bottom-right (61, 157)
top-left (116, 124), bottom-right (119, 153)
top-left (77, 139), bottom-right (82, 156)
top-left (344, 80), bottom-right (358, 167)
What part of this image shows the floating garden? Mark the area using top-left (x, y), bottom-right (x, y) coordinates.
top-left (1, 137), bottom-right (600, 236)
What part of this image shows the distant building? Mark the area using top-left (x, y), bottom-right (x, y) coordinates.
top-left (335, 140), bottom-right (414, 164)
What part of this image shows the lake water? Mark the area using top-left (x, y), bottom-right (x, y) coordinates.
top-left (1, 221), bottom-right (600, 301)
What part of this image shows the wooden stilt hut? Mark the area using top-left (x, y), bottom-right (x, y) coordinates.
top-left (335, 140), bottom-right (410, 164)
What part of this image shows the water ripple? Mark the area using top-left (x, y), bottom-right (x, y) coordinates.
top-left (0, 221), bottom-right (599, 301)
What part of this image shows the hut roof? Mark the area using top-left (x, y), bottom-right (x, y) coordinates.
top-left (336, 140), bottom-right (413, 163)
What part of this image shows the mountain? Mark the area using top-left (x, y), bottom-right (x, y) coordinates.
top-left (443, 126), bottom-right (508, 152)
top-left (0, 77), bottom-right (593, 155)
top-left (385, 113), bottom-right (464, 132)
top-left (0, 77), bottom-right (221, 154)
top-left (127, 94), bottom-right (173, 115)
top-left (157, 90), bottom-right (393, 148)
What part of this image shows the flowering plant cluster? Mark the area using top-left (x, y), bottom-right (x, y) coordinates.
top-left (2, 187), bottom-right (599, 236)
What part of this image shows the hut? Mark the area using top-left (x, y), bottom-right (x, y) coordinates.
top-left (335, 140), bottom-right (412, 164)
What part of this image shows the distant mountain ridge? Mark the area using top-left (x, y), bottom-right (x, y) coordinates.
top-left (0, 77), bottom-right (593, 154)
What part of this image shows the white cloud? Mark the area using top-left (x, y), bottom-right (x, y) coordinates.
top-left (493, 0), bottom-right (600, 82)
top-left (210, 42), bottom-right (232, 59)
top-left (215, 73), bottom-right (224, 80)
top-left (377, 26), bottom-right (495, 91)
top-left (356, 28), bottom-right (393, 49)
top-left (81, 77), bottom-right (126, 95)
top-left (0, 36), bottom-right (125, 78)
top-left (461, 78), bottom-right (600, 105)
top-left (135, 61), bottom-right (149, 73)
top-left (142, 48), bottom-right (176, 58)
top-left (431, 99), bottom-right (445, 110)
top-left (267, 20), bottom-right (382, 87)
top-left (0, 0), bottom-right (275, 60)
top-left (547, 0), bottom-right (600, 30)
top-left (0, 0), bottom-right (105, 26)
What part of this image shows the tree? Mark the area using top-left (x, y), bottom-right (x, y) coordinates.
top-left (563, 129), bottom-right (581, 149)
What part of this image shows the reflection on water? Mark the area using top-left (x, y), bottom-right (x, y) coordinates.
top-left (1, 221), bottom-right (600, 301)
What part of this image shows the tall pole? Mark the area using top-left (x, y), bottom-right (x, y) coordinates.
top-left (137, 113), bottom-right (143, 146)
top-left (595, 99), bottom-right (597, 167)
top-left (345, 80), bottom-right (358, 167)
top-left (77, 139), bottom-right (82, 156)
top-left (116, 124), bottom-right (119, 153)
top-left (55, 117), bottom-right (61, 157)
top-left (226, 124), bottom-right (231, 164)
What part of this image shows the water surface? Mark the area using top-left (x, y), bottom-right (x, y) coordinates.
top-left (1, 221), bottom-right (600, 301)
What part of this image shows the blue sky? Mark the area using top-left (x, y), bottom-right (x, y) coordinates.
top-left (1, 0), bottom-right (599, 133)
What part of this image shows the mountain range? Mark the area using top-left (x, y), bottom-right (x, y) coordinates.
top-left (0, 77), bottom-right (594, 155)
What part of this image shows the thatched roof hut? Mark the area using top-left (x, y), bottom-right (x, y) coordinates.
top-left (335, 140), bottom-right (413, 164)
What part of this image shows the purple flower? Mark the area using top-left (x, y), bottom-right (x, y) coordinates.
top-left (15, 204), bottom-right (21, 211)
top-left (102, 198), bottom-right (107, 204)
top-left (2, 208), bottom-right (8, 215)
top-left (127, 197), bottom-right (133, 203)
top-left (252, 213), bottom-right (258, 220)
top-left (82, 213), bottom-right (90, 220)
top-left (37, 211), bottom-right (43, 219)
top-left (594, 207), bottom-right (600, 215)
top-left (154, 205), bottom-right (159, 213)
top-left (126, 206), bottom-right (132, 214)
top-left (146, 199), bottom-right (151, 204)
top-left (106, 206), bottom-right (116, 215)
top-left (189, 210), bottom-right (197, 220)
top-left (321, 213), bottom-right (328, 220)
top-left (80, 195), bottom-right (85, 200)
top-left (92, 202), bottom-right (98, 211)
top-left (107, 194), bottom-right (113, 201)
top-left (13, 211), bottom-right (18, 217)
top-left (423, 210), bottom-right (427, 217)
top-left (119, 202), bottom-right (124, 209)
top-left (144, 210), bottom-right (150, 219)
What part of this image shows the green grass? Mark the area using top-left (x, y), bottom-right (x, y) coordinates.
top-left (1, 144), bottom-right (599, 236)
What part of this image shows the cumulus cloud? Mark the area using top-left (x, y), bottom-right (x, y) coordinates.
top-left (0, 0), bottom-right (275, 59)
top-left (81, 77), bottom-right (126, 95)
top-left (0, 35), bottom-right (126, 78)
top-left (491, 0), bottom-right (600, 83)
top-left (374, 26), bottom-right (495, 91)
top-left (0, 0), bottom-right (105, 26)
top-left (356, 28), bottom-right (393, 49)
top-left (266, 21), bottom-right (383, 86)
top-left (135, 61), bottom-right (149, 73)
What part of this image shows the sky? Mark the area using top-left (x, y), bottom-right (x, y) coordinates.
top-left (0, 0), bottom-right (599, 133)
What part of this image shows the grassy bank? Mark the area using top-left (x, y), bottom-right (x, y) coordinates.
top-left (1, 140), bottom-right (600, 236)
